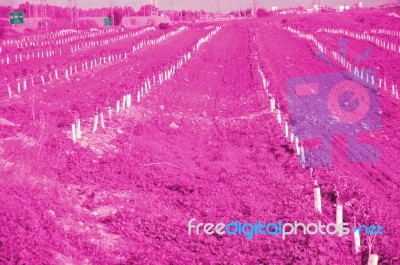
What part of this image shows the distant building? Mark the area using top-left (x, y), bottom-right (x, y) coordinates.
top-left (77, 16), bottom-right (171, 29)
top-left (320, 7), bottom-right (337, 12)
top-left (336, 5), bottom-right (350, 12)
top-left (121, 16), bottom-right (171, 28)
top-left (272, 6), bottom-right (278, 11)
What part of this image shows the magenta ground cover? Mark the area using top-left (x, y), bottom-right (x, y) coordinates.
top-left (0, 2), bottom-right (399, 265)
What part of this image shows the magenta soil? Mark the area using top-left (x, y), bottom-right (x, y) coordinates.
top-left (0, 5), bottom-right (399, 265)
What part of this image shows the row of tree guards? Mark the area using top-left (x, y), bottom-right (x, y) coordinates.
top-left (1, 27), bottom-right (121, 47)
top-left (320, 27), bottom-right (400, 54)
top-left (13, 28), bottom-right (122, 48)
top-left (4, 26), bottom-right (189, 99)
top-left (370, 28), bottom-right (400, 37)
top-left (257, 28), bottom-right (381, 265)
top-left (286, 26), bottom-right (400, 102)
top-left (132, 26), bottom-right (187, 53)
top-left (0, 26), bottom-right (154, 65)
top-left (0, 27), bottom-right (155, 65)
top-left (1, 48), bottom-right (59, 65)
top-left (6, 51), bottom-right (126, 99)
top-left (69, 27), bottom-right (155, 54)
top-left (71, 26), bottom-right (221, 144)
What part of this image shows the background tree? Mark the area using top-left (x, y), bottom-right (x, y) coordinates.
top-left (108, 9), bottom-right (123, 26)
top-left (0, 6), bottom-right (12, 18)
top-left (137, 4), bottom-right (158, 16)
top-left (256, 8), bottom-right (270, 17)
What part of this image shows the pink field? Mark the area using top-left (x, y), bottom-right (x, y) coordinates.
top-left (0, 9), bottom-right (399, 265)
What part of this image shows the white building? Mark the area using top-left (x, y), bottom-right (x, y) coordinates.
top-left (337, 5), bottom-right (350, 12)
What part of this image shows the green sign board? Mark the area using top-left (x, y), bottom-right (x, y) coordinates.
top-left (10, 12), bottom-right (24, 25)
top-left (105, 17), bottom-right (111, 26)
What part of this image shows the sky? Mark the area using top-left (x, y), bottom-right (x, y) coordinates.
top-left (4, 0), bottom-right (394, 12)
